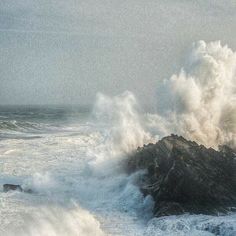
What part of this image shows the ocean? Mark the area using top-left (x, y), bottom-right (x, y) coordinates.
top-left (0, 0), bottom-right (236, 234)
top-left (0, 104), bottom-right (235, 236)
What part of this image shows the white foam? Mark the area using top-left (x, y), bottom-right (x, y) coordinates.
top-left (93, 91), bottom-right (154, 154)
top-left (145, 214), bottom-right (236, 236)
top-left (155, 40), bottom-right (236, 149)
top-left (22, 172), bottom-right (58, 193)
top-left (5, 205), bottom-right (104, 236)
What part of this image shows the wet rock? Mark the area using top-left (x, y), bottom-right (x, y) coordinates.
top-left (127, 134), bottom-right (236, 217)
top-left (3, 184), bottom-right (33, 193)
top-left (23, 188), bottom-right (33, 194)
top-left (3, 184), bottom-right (23, 192)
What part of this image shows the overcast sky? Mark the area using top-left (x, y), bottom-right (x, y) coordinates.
top-left (0, 0), bottom-right (236, 105)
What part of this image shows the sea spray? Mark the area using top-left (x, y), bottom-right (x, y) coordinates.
top-left (156, 40), bottom-right (236, 149)
top-left (5, 205), bottom-right (104, 236)
top-left (91, 41), bottom-right (236, 153)
top-left (93, 91), bottom-right (154, 153)
top-left (88, 91), bottom-right (155, 172)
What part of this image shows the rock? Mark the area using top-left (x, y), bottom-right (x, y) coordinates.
top-left (24, 188), bottom-right (33, 194)
top-left (3, 184), bottom-right (23, 192)
top-left (3, 184), bottom-right (33, 193)
top-left (127, 134), bottom-right (236, 217)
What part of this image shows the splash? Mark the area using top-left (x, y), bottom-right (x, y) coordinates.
top-left (92, 41), bottom-right (236, 156)
top-left (22, 172), bottom-right (58, 193)
top-left (5, 205), bottom-right (104, 236)
top-left (156, 40), bottom-right (236, 149)
top-left (92, 41), bottom-right (236, 152)
top-left (92, 91), bottom-right (154, 157)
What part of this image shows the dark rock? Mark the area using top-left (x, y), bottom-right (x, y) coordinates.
top-left (3, 184), bottom-right (23, 192)
top-left (3, 184), bottom-right (33, 193)
top-left (127, 134), bottom-right (236, 217)
top-left (24, 188), bottom-right (33, 194)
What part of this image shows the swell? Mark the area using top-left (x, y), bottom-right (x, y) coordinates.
top-left (0, 120), bottom-right (43, 132)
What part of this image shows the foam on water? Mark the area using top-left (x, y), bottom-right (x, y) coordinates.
top-left (4, 205), bottom-right (104, 236)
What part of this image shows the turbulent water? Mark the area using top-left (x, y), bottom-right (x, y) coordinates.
top-left (0, 41), bottom-right (236, 236)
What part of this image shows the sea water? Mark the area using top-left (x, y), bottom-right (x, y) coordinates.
top-left (0, 40), bottom-right (236, 236)
top-left (0, 105), bottom-right (235, 236)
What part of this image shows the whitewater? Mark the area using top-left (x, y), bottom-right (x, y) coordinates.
top-left (0, 41), bottom-right (236, 236)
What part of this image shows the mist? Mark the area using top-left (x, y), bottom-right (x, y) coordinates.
top-left (0, 0), bottom-right (236, 106)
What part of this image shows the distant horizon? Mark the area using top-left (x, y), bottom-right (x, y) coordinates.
top-left (0, 100), bottom-right (158, 114)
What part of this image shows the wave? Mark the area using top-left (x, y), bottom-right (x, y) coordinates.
top-left (92, 41), bottom-right (236, 152)
top-left (0, 120), bottom-right (45, 132)
top-left (92, 91), bottom-right (154, 154)
top-left (4, 205), bottom-right (104, 236)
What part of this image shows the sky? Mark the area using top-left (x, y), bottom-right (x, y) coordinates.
top-left (0, 0), bottom-right (236, 106)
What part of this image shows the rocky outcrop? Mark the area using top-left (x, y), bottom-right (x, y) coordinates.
top-left (3, 184), bottom-right (23, 192)
top-left (3, 184), bottom-right (33, 193)
top-left (127, 134), bottom-right (236, 217)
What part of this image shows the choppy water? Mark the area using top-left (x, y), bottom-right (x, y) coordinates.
top-left (0, 106), bottom-right (235, 236)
